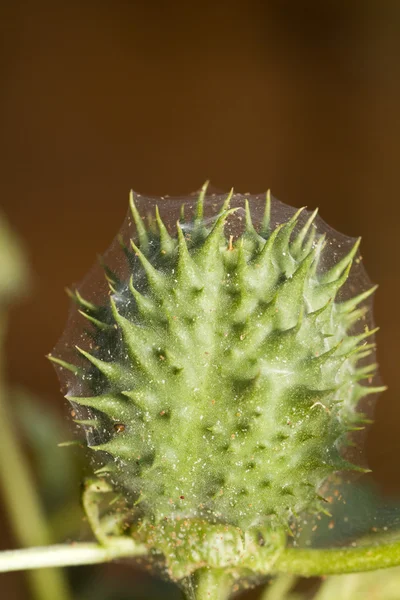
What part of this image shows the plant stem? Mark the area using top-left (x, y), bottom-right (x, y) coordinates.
top-left (2, 537), bottom-right (400, 582)
top-left (183, 568), bottom-right (235, 600)
top-left (0, 316), bottom-right (72, 600)
top-left (0, 542), bottom-right (146, 572)
top-left (273, 542), bottom-right (400, 576)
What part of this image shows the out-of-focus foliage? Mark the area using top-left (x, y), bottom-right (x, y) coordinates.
top-left (313, 567), bottom-right (400, 600)
top-left (262, 568), bottom-right (400, 600)
top-left (0, 212), bottom-right (29, 304)
top-left (261, 575), bottom-right (303, 600)
top-left (13, 387), bottom-right (86, 539)
top-left (76, 570), bottom-right (183, 600)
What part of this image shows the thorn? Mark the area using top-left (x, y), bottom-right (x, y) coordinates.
top-left (47, 354), bottom-right (83, 376)
top-left (129, 190), bottom-right (149, 253)
top-left (198, 207), bottom-right (240, 260)
top-left (75, 346), bottom-right (120, 381)
top-left (244, 198), bottom-right (257, 235)
top-left (317, 259), bottom-right (352, 300)
top-left (66, 393), bottom-right (131, 422)
top-left (109, 493), bottom-right (122, 506)
top-left (310, 401), bottom-right (330, 414)
top-left (353, 363), bottom-right (378, 381)
top-left (134, 493), bottom-right (147, 506)
top-left (338, 285), bottom-right (378, 313)
top-left (334, 459), bottom-right (372, 474)
top-left (342, 306), bottom-right (368, 329)
top-left (269, 207), bottom-right (306, 269)
top-left (320, 237), bottom-right (361, 284)
top-left (74, 418), bottom-right (98, 427)
top-left (155, 205), bottom-right (175, 254)
top-left (319, 506), bottom-right (333, 518)
top-left (58, 440), bottom-right (84, 448)
top-left (301, 223), bottom-right (317, 258)
top-left (98, 255), bottom-right (120, 288)
top-left (176, 221), bottom-right (190, 253)
top-left (307, 298), bottom-right (332, 321)
top-left (312, 340), bottom-right (343, 364)
top-left (67, 288), bottom-right (98, 313)
top-left (353, 326), bottom-right (380, 345)
top-left (260, 190), bottom-right (271, 237)
top-left (291, 207), bottom-right (319, 258)
top-left (146, 211), bottom-right (157, 235)
top-left (117, 233), bottom-right (128, 251)
top-left (130, 240), bottom-right (164, 291)
top-left (221, 188), bottom-right (234, 212)
top-left (308, 233), bottom-right (326, 277)
top-left (175, 222), bottom-right (202, 289)
top-left (78, 310), bottom-right (112, 331)
top-left (259, 222), bottom-right (285, 261)
top-left (351, 384), bottom-right (387, 402)
top-left (128, 275), bottom-right (156, 316)
top-left (195, 180), bottom-right (209, 222)
top-left (117, 234), bottom-right (137, 269)
top-left (94, 465), bottom-right (115, 475)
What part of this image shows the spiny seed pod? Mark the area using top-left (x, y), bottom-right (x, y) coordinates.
top-left (50, 186), bottom-right (383, 589)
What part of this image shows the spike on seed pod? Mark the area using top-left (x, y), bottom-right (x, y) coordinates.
top-left (50, 187), bottom-right (384, 588)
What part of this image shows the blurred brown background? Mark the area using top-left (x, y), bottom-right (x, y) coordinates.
top-left (1, 0), bottom-right (400, 598)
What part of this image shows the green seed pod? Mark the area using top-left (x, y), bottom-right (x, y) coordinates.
top-left (50, 186), bottom-right (383, 593)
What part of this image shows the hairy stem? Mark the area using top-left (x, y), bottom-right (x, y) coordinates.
top-left (2, 537), bottom-right (400, 580)
top-left (273, 542), bottom-right (400, 576)
top-left (0, 316), bottom-right (72, 600)
top-left (0, 542), bottom-right (146, 572)
top-left (182, 567), bottom-right (235, 600)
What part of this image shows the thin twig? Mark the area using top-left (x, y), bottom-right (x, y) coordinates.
top-left (0, 541), bottom-right (146, 573)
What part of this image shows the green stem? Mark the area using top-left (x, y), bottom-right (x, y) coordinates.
top-left (1, 537), bottom-right (400, 582)
top-left (183, 568), bottom-right (235, 600)
top-left (273, 542), bottom-right (400, 576)
top-left (0, 316), bottom-right (72, 600)
top-left (0, 542), bottom-right (146, 572)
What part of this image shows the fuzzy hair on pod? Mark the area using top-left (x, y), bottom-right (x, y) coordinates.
top-left (50, 186), bottom-right (383, 540)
